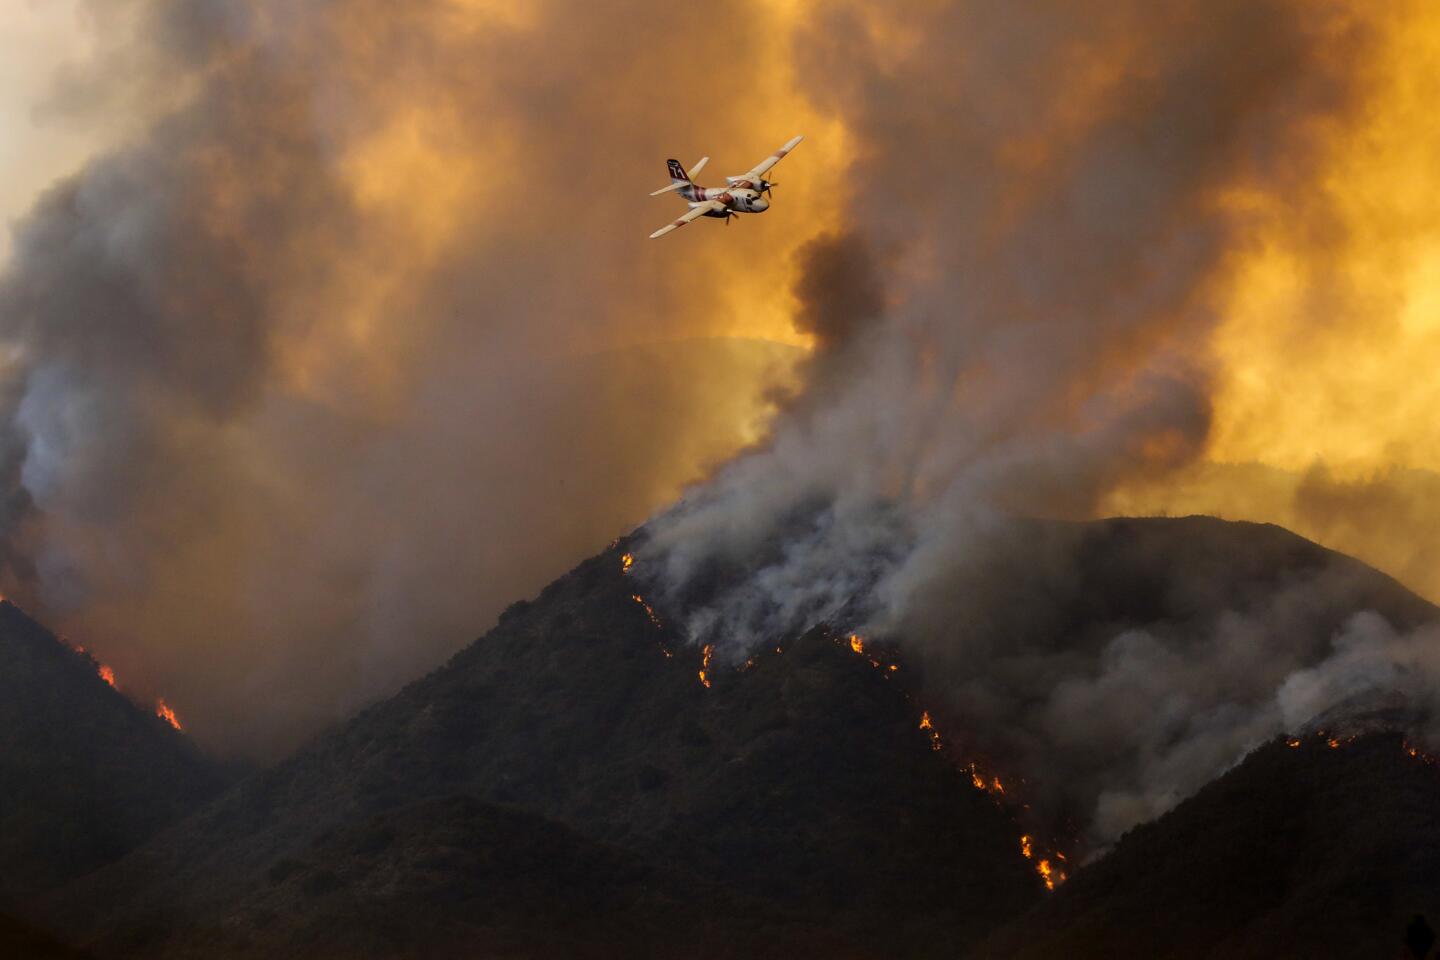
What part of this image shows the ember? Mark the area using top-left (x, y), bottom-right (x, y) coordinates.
top-left (630, 594), bottom-right (662, 629)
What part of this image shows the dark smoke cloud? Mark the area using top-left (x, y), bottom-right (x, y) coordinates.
top-left (643, 0), bottom-right (1436, 847)
top-left (0, 0), bottom-right (813, 756)
top-left (6, 0), bottom-right (1434, 854)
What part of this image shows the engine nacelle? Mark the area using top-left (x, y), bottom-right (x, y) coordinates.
top-left (725, 175), bottom-right (771, 191)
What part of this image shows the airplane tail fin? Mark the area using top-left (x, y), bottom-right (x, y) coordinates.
top-left (650, 156), bottom-right (710, 197)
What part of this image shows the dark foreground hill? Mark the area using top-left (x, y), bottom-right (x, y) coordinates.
top-left (0, 601), bottom-right (227, 908)
top-left (1, 912), bottom-right (87, 959)
top-left (24, 515), bottom-right (1440, 959)
top-left (981, 730), bottom-right (1440, 959)
top-left (39, 550), bottom-right (1039, 959)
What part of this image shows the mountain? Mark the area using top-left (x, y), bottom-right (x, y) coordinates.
top-left (26, 515), bottom-right (1440, 958)
top-left (980, 730), bottom-right (1440, 959)
top-left (40, 548), bottom-right (1039, 959)
top-left (0, 600), bottom-right (228, 908)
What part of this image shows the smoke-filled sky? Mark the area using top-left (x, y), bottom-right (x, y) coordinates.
top-left (3, 0), bottom-right (1440, 773)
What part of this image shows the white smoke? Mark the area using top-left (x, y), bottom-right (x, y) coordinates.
top-left (640, 0), bottom-right (1438, 849)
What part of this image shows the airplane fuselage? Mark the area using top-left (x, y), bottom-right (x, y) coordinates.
top-left (679, 183), bottom-right (769, 215)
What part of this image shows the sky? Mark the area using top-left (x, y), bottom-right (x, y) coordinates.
top-left (0, 2), bottom-right (102, 261)
top-left (2, 0), bottom-right (1440, 766)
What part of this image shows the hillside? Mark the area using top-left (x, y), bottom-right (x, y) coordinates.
top-left (0, 601), bottom-right (228, 907)
top-left (981, 730), bottom-right (1440, 959)
top-left (25, 515), bottom-right (1440, 958)
top-left (0, 912), bottom-right (87, 959)
top-left (41, 549), bottom-right (1039, 959)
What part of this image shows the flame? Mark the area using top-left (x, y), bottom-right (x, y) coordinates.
top-left (1035, 858), bottom-right (1065, 892)
top-left (1286, 737), bottom-right (1302, 748)
top-left (98, 664), bottom-right (117, 688)
top-left (1403, 741), bottom-right (1438, 766)
top-left (839, 632), bottom-right (895, 674)
top-left (918, 711), bottom-right (942, 751)
top-left (1019, 832), bottom-right (1069, 890)
top-left (969, 765), bottom-right (986, 791)
top-left (155, 699), bottom-right (183, 731)
top-left (698, 643), bottom-right (714, 688)
top-left (620, 552), bottom-right (634, 574)
top-left (630, 594), bottom-right (662, 629)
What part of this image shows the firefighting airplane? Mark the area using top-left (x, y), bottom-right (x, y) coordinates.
top-left (648, 135), bottom-right (804, 239)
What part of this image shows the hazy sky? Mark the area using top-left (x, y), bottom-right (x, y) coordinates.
top-left (3, 0), bottom-right (1440, 765)
top-left (0, 2), bottom-right (103, 261)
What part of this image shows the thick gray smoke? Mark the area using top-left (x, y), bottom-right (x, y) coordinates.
top-left (5, 0), bottom-right (1435, 849)
top-left (643, 0), bottom-right (1440, 847)
top-left (0, 0), bottom-right (811, 757)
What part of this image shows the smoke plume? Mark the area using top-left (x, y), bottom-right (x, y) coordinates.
top-left (642, 0), bottom-right (1440, 847)
top-left (5, 0), bottom-right (1440, 850)
top-left (0, 0), bottom-right (832, 755)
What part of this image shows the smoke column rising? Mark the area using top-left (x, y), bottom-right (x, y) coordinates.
top-left (644, 0), bottom-right (1440, 847)
top-left (4, 0), bottom-right (1440, 842)
top-left (0, 0), bottom-right (839, 755)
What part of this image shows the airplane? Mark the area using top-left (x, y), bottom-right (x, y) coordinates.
top-left (648, 135), bottom-right (804, 239)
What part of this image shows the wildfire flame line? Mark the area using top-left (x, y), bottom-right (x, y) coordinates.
top-left (155, 699), bottom-right (183, 731)
top-left (1289, 731), bottom-right (1440, 768)
top-left (699, 643), bottom-right (714, 689)
top-left (64, 634), bottom-right (184, 732)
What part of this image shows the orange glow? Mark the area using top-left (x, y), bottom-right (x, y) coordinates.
top-left (698, 643), bottom-right (714, 689)
top-left (631, 594), bottom-right (663, 629)
top-left (1099, 2), bottom-right (1440, 604)
top-left (1036, 858), bottom-right (1065, 892)
top-left (1404, 741), bottom-right (1438, 766)
top-left (918, 711), bottom-right (942, 751)
top-left (98, 664), bottom-right (117, 688)
top-left (155, 699), bottom-right (183, 731)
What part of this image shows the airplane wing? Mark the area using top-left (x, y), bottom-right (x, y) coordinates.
top-left (649, 199), bottom-right (726, 239)
top-left (739, 135), bottom-right (803, 181)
